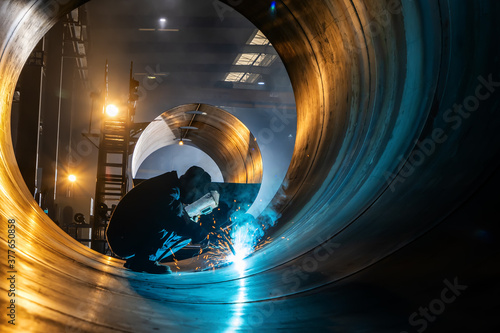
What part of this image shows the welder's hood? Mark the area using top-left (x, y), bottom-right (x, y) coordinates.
top-left (180, 166), bottom-right (212, 203)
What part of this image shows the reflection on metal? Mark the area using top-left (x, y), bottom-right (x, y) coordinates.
top-left (185, 110), bottom-right (207, 115)
top-left (132, 103), bottom-right (263, 184)
top-left (0, 0), bottom-right (499, 332)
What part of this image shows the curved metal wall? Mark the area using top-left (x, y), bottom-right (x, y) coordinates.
top-left (0, 0), bottom-right (499, 332)
top-left (131, 103), bottom-right (263, 184)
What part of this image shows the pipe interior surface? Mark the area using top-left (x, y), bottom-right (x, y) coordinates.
top-left (131, 103), bottom-right (263, 184)
top-left (0, 0), bottom-right (499, 331)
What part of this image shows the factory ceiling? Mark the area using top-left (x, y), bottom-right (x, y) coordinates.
top-left (84, 0), bottom-right (295, 121)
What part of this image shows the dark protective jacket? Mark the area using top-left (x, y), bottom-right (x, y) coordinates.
top-left (106, 171), bottom-right (208, 258)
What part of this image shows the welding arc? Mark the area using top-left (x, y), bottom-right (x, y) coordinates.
top-left (226, 240), bottom-right (237, 257)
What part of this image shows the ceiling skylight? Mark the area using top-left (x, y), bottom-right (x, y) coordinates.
top-left (223, 30), bottom-right (277, 83)
top-left (249, 30), bottom-right (271, 46)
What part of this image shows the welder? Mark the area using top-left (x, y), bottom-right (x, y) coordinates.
top-left (106, 166), bottom-right (219, 274)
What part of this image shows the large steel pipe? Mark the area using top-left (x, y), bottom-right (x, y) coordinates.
top-left (131, 103), bottom-right (263, 184)
top-left (1, 0), bottom-right (499, 332)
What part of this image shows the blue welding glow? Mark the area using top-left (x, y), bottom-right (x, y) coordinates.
top-left (223, 207), bottom-right (281, 270)
top-left (226, 222), bottom-right (255, 273)
top-left (223, 220), bottom-right (250, 332)
top-left (224, 268), bottom-right (247, 333)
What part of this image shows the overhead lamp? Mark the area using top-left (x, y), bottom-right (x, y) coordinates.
top-left (105, 104), bottom-right (119, 117)
top-left (174, 138), bottom-right (191, 145)
top-left (159, 18), bottom-right (167, 23)
top-left (68, 175), bottom-right (77, 182)
top-left (258, 81), bottom-right (265, 85)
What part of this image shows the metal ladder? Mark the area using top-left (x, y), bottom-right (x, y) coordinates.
top-left (90, 61), bottom-right (137, 254)
top-left (92, 114), bottom-right (131, 253)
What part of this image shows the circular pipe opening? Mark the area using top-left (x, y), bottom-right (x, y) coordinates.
top-left (132, 103), bottom-right (263, 185)
top-left (1, 0), bottom-right (499, 331)
top-left (0, 0), bottom-right (436, 277)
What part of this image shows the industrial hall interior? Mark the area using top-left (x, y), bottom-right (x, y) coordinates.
top-left (0, 0), bottom-right (499, 332)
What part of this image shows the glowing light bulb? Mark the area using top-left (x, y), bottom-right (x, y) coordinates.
top-left (68, 175), bottom-right (77, 182)
top-left (178, 140), bottom-right (184, 146)
top-left (106, 104), bottom-right (119, 117)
